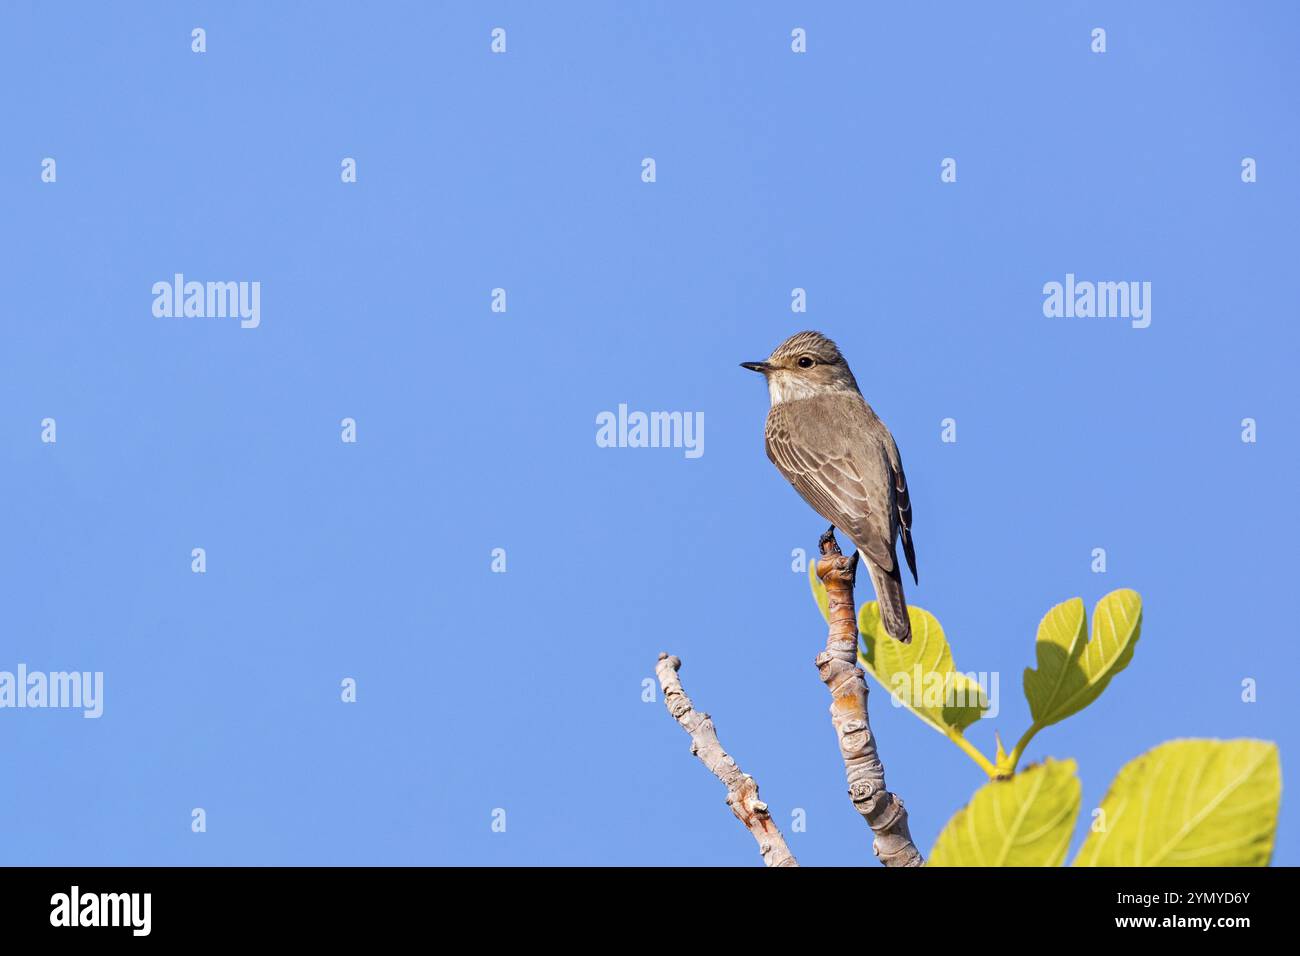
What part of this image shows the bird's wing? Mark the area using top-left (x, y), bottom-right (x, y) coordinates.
top-left (885, 435), bottom-right (918, 585)
top-left (765, 396), bottom-right (896, 570)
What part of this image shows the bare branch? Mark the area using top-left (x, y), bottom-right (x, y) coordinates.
top-left (655, 653), bottom-right (798, 867)
top-left (815, 532), bottom-right (924, 866)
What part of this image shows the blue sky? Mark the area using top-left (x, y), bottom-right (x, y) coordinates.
top-left (0, 1), bottom-right (1294, 866)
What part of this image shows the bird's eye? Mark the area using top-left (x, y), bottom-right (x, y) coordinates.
top-left (797, 356), bottom-right (815, 368)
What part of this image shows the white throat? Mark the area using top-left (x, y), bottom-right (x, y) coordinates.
top-left (766, 371), bottom-right (827, 406)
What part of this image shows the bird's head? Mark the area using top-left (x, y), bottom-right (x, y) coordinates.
top-left (741, 330), bottom-right (859, 404)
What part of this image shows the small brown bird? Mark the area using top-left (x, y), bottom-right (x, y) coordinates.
top-left (743, 331), bottom-right (917, 643)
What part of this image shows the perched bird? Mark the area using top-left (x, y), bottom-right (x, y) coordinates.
top-left (742, 331), bottom-right (917, 643)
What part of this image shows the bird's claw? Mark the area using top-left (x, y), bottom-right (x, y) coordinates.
top-left (844, 551), bottom-right (859, 584)
top-left (818, 524), bottom-right (838, 553)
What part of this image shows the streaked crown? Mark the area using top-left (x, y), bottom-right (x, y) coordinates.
top-left (768, 330), bottom-right (844, 366)
top-left (752, 330), bottom-right (860, 404)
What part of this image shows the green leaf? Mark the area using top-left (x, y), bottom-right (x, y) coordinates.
top-left (863, 602), bottom-right (988, 735)
top-left (1074, 739), bottom-right (1281, 867)
top-left (808, 561), bottom-right (830, 622)
top-left (930, 759), bottom-right (1081, 866)
top-left (809, 563), bottom-right (987, 736)
top-left (1023, 589), bottom-right (1142, 729)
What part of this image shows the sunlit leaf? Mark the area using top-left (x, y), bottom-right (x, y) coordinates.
top-left (864, 602), bottom-right (988, 734)
top-left (1074, 739), bottom-right (1280, 867)
top-left (1023, 590), bottom-right (1142, 728)
top-left (930, 759), bottom-right (1081, 866)
top-left (808, 561), bottom-right (830, 622)
top-left (809, 563), bottom-right (987, 735)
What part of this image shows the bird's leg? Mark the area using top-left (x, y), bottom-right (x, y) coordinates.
top-left (818, 524), bottom-right (838, 553)
top-left (817, 525), bottom-right (857, 587)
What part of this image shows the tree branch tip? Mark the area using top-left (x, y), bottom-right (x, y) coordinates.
top-left (814, 527), bottom-right (926, 866)
top-left (654, 652), bottom-right (799, 866)
top-left (657, 651), bottom-right (681, 668)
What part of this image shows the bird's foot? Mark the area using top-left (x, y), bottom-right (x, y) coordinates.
top-left (816, 527), bottom-right (857, 584)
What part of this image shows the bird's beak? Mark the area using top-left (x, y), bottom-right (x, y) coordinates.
top-left (740, 361), bottom-right (771, 373)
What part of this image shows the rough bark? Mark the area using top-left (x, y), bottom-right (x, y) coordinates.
top-left (816, 532), bottom-right (925, 866)
top-left (655, 653), bottom-right (798, 867)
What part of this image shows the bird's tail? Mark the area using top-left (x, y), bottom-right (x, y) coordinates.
top-left (864, 556), bottom-right (911, 644)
